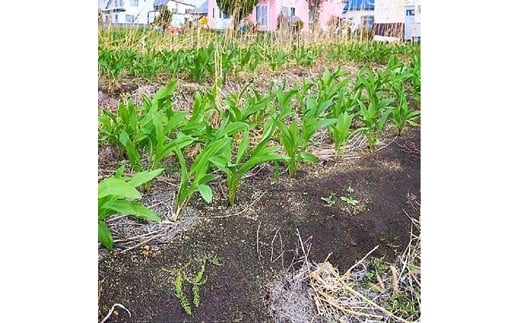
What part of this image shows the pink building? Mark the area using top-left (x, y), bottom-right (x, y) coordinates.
top-left (207, 0), bottom-right (231, 30)
top-left (247, 0), bottom-right (309, 32)
top-left (207, 0), bottom-right (346, 32)
top-left (318, 0), bottom-right (346, 30)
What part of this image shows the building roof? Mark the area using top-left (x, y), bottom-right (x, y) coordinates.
top-left (171, 0), bottom-right (196, 8)
top-left (343, 0), bottom-right (375, 11)
top-left (192, 0), bottom-right (208, 14)
top-left (101, 0), bottom-right (126, 12)
top-left (153, 0), bottom-right (169, 7)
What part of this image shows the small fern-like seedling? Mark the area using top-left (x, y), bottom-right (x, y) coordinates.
top-left (174, 273), bottom-right (192, 315)
top-left (206, 254), bottom-right (222, 266)
top-left (192, 263), bottom-right (206, 308)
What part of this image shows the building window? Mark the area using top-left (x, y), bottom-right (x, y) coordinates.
top-left (212, 8), bottom-right (215, 18)
top-left (217, 10), bottom-right (229, 19)
top-left (281, 6), bottom-right (295, 17)
top-left (256, 5), bottom-right (268, 26)
top-left (406, 9), bottom-right (415, 16)
top-left (360, 15), bottom-right (374, 29)
top-left (126, 14), bottom-right (135, 22)
top-left (343, 0), bottom-right (374, 11)
top-left (130, 0), bottom-right (138, 6)
top-left (115, 14), bottom-right (119, 22)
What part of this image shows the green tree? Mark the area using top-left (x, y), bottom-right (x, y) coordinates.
top-left (216, 0), bottom-right (257, 27)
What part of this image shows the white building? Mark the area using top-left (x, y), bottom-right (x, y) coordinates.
top-left (373, 0), bottom-right (421, 42)
top-left (98, 0), bottom-right (205, 27)
top-left (99, 0), bottom-right (156, 25)
top-left (163, 0), bottom-right (197, 28)
top-left (341, 0), bottom-right (375, 33)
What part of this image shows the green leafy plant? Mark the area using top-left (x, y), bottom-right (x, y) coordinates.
top-left (216, 121), bottom-right (286, 206)
top-left (98, 166), bottom-right (163, 250)
top-left (316, 67), bottom-right (349, 103)
top-left (356, 80), bottom-right (394, 151)
top-left (172, 130), bottom-right (232, 220)
top-left (185, 46), bottom-right (213, 82)
top-left (98, 99), bottom-right (140, 148)
top-left (276, 120), bottom-right (314, 178)
top-left (391, 85), bottom-right (420, 136)
top-left (294, 46), bottom-right (316, 67)
top-left (329, 110), bottom-right (358, 160)
top-left (269, 50), bottom-right (289, 71)
top-left (99, 80), bottom-right (187, 175)
top-left (340, 195), bottom-right (359, 206)
top-left (409, 52), bottom-right (421, 104)
top-left (222, 82), bottom-right (273, 125)
top-left (321, 193), bottom-right (336, 207)
top-left (182, 89), bottom-right (218, 140)
top-left (174, 273), bottom-right (192, 315)
top-left (98, 49), bottom-right (127, 91)
top-left (276, 90), bottom-right (337, 178)
top-left (172, 255), bottom-right (221, 316)
top-left (190, 262), bottom-right (206, 308)
top-left (340, 186), bottom-right (359, 206)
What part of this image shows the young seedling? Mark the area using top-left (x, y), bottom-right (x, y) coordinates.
top-left (340, 195), bottom-right (359, 206)
top-left (171, 255), bottom-right (221, 316)
top-left (390, 84), bottom-right (420, 136)
top-left (217, 121), bottom-right (286, 206)
top-left (172, 134), bottom-right (230, 220)
top-left (321, 193), bottom-right (336, 207)
top-left (274, 86), bottom-right (336, 178)
top-left (355, 69), bottom-right (395, 151)
top-left (174, 273), bottom-right (192, 315)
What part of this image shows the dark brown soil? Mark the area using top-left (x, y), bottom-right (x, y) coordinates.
top-left (98, 126), bottom-right (420, 322)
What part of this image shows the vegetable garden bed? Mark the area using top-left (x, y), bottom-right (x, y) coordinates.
top-left (98, 29), bottom-right (420, 322)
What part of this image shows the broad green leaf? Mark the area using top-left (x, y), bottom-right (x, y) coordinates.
top-left (127, 168), bottom-right (164, 187)
top-left (223, 122), bottom-right (248, 136)
top-left (209, 154), bottom-right (230, 168)
top-left (316, 118), bottom-right (338, 129)
top-left (114, 162), bottom-right (126, 178)
top-left (300, 151), bottom-right (319, 163)
top-left (151, 110), bottom-right (165, 141)
top-left (98, 177), bottom-right (141, 200)
top-left (98, 221), bottom-right (114, 250)
top-left (380, 98), bottom-right (396, 108)
top-left (126, 102), bottom-right (138, 133)
top-left (198, 184), bottom-right (213, 203)
top-left (242, 150), bottom-right (286, 173)
top-left (165, 111), bottom-right (187, 133)
top-left (118, 103), bottom-right (130, 126)
top-left (236, 130), bottom-right (250, 164)
top-left (119, 131), bottom-right (142, 171)
top-left (198, 173), bottom-right (220, 184)
top-left (377, 109), bottom-right (393, 131)
top-left (102, 200), bottom-right (160, 222)
top-left (154, 80), bottom-right (177, 107)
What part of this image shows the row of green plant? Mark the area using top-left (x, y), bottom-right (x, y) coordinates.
top-left (98, 36), bottom-right (420, 85)
top-left (98, 60), bottom-right (420, 249)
